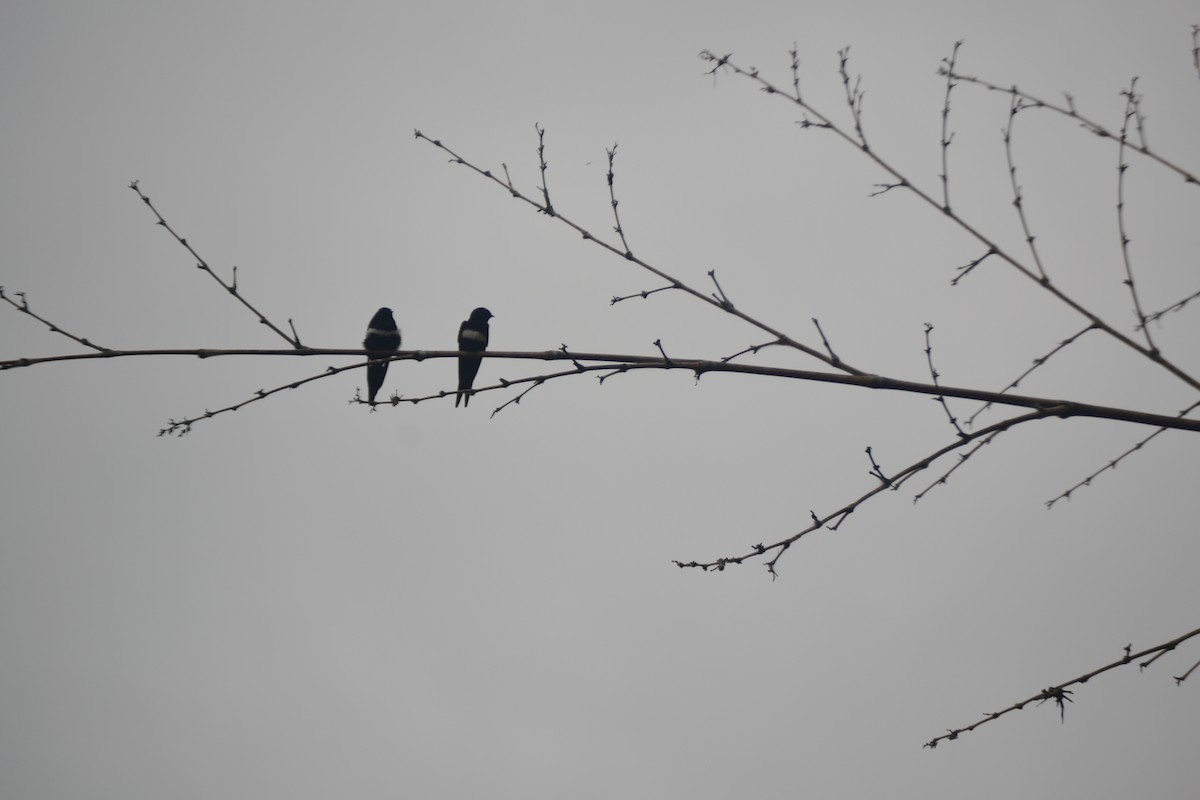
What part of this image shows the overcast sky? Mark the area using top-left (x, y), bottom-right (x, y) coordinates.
top-left (3, 1), bottom-right (1199, 797)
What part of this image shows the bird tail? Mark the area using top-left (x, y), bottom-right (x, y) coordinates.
top-left (367, 361), bottom-right (386, 404)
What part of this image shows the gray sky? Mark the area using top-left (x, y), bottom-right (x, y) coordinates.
top-left (2, 1), bottom-right (1199, 797)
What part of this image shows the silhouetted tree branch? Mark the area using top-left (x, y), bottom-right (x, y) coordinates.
top-left (4, 33), bottom-right (1198, 750)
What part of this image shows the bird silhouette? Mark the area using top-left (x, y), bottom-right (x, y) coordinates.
top-left (363, 307), bottom-right (401, 403)
top-left (456, 307), bottom-right (493, 407)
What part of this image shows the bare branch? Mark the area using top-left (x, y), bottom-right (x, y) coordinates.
top-left (720, 339), bottom-right (782, 363)
top-left (611, 284), bottom-right (678, 305)
top-left (127, 181), bottom-right (301, 348)
top-left (923, 323), bottom-right (967, 437)
top-left (8, 345), bottom-right (1199, 433)
top-left (0, 286), bottom-right (110, 353)
top-left (939, 40), bottom-right (963, 212)
top-left (414, 128), bottom-right (865, 375)
top-left (865, 445), bottom-right (892, 487)
top-left (675, 410), bottom-right (1051, 574)
top-left (160, 360), bottom-right (366, 436)
top-left (1045, 399), bottom-right (1200, 508)
top-left (1116, 79), bottom-right (1157, 353)
top-left (696, 51), bottom-right (1200, 393)
top-left (965, 324), bottom-right (1098, 427)
top-left (837, 47), bottom-right (869, 149)
top-left (912, 429), bottom-right (1006, 503)
top-left (936, 70), bottom-right (1200, 186)
top-left (1176, 656), bottom-right (1200, 685)
top-left (925, 626), bottom-right (1200, 748)
top-left (1004, 94), bottom-right (1050, 282)
top-left (811, 318), bottom-right (842, 367)
top-left (1140, 285), bottom-right (1200, 328)
top-left (534, 123), bottom-right (553, 216)
top-left (950, 248), bottom-right (996, 286)
top-left (707, 269), bottom-right (733, 310)
top-left (1193, 25), bottom-right (1200, 81)
top-left (606, 143), bottom-right (632, 256)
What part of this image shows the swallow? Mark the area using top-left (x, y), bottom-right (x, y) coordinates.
top-left (456, 307), bottom-right (493, 407)
top-left (363, 307), bottom-right (401, 403)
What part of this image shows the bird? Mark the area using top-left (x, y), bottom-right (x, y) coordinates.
top-left (456, 307), bottom-right (493, 407)
top-left (363, 307), bottom-right (401, 403)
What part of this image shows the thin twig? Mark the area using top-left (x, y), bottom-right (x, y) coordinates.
top-left (535, 123), bottom-right (553, 216)
top-left (606, 143), bottom-right (632, 256)
top-left (128, 181), bottom-right (301, 347)
top-left (939, 40), bottom-right (963, 212)
top-left (1192, 25), bottom-right (1200, 81)
top-left (811, 318), bottom-right (841, 367)
top-left (924, 323), bottom-right (967, 437)
top-left (912, 430), bottom-right (1006, 502)
top-left (161, 360), bottom-right (366, 436)
top-left (1117, 79), bottom-right (1157, 353)
top-left (951, 248), bottom-right (996, 286)
top-left (1140, 286), bottom-right (1200, 328)
top-left (708, 269), bottom-right (733, 310)
top-left (925, 626), bottom-right (1200, 748)
top-left (0, 287), bottom-right (110, 352)
top-left (837, 47), bottom-right (869, 149)
top-left (1045, 399), bottom-right (1200, 508)
top-left (1004, 94), bottom-right (1049, 282)
top-left (720, 339), bottom-right (782, 363)
top-left (937, 69), bottom-right (1199, 186)
top-left (414, 128), bottom-right (865, 376)
top-left (789, 42), bottom-right (802, 104)
top-left (697, 51), bottom-right (1200, 394)
top-left (865, 446), bottom-right (892, 487)
top-left (965, 324), bottom-right (1098, 427)
top-left (611, 284), bottom-right (678, 304)
top-left (674, 410), bottom-right (1052, 574)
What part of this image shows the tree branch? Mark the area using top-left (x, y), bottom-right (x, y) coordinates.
top-left (925, 626), bottom-right (1200, 748)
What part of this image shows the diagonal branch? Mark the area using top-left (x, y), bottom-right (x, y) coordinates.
top-left (938, 70), bottom-right (1199, 186)
top-left (965, 324), bottom-right (1098, 427)
top-left (1045, 398), bottom-right (1200, 508)
top-left (1140, 286), bottom-right (1200, 328)
top-left (0, 287), bottom-right (110, 352)
top-left (698, 50), bottom-right (1200, 395)
top-left (413, 128), bottom-right (866, 377)
top-left (925, 626), bottom-right (1200, 748)
top-left (675, 410), bottom-right (1050, 575)
top-left (128, 181), bottom-right (302, 348)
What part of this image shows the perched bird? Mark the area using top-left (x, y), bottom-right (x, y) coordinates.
top-left (456, 307), bottom-right (493, 407)
top-left (363, 307), bottom-right (401, 403)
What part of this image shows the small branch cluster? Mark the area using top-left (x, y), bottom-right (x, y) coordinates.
top-left (837, 47), bottom-right (869, 149)
top-left (414, 127), bottom-right (864, 377)
top-left (934, 70), bottom-right (1199, 185)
